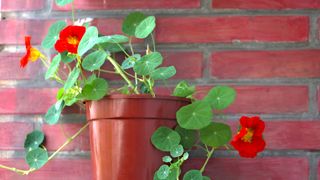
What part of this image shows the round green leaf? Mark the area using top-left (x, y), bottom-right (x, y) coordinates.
top-left (183, 170), bottom-right (202, 180)
top-left (60, 51), bottom-right (76, 63)
top-left (41, 20), bottom-right (66, 49)
top-left (55, 0), bottom-right (73, 6)
top-left (25, 148), bottom-right (48, 169)
top-left (151, 126), bottom-right (181, 152)
top-left (78, 26), bottom-right (98, 56)
top-left (97, 35), bottom-right (129, 44)
top-left (202, 176), bottom-right (211, 180)
top-left (44, 100), bottom-right (64, 125)
top-left (135, 16), bottom-right (156, 39)
top-left (204, 86), bottom-right (236, 110)
top-left (175, 125), bottom-right (197, 149)
top-left (177, 101), bottom-right (213, 130)
top-left (156, 165), bottom-right (170, 179)
top-left (122, 12), bottom-right (146, 36)
top-left (24, 130), bottom-right (45, 152)
top-left (170, 144), bottom-right (184, 158)
top-left (82, 50), bottom-right (108, 71)
top-left (121, 54), bottom-right (141, 70)
top-left (64, 68), bottom-right (80, 90)
top-left (150, 66), bottom-right (176, 80)
top-left (182, 152), bottom-right (189, 160)
top-left (81, 78), bottom-right (108, 100)
top-left (173, 81), bottom-right (195, 98)
top-left (133, 52), bottom-right (163, 75)
top-left (200, 122), bottom-right (232, 148)
top-left (45, 54), bottom-right (61, 80)
top-left (162, 156), bottom-right (172, 163)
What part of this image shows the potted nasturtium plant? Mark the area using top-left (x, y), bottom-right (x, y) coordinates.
top-left (0, 0), bottom-right (266, 179)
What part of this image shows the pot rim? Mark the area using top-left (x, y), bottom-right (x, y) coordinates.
top-left (86, 94), bottom-right (191, 103)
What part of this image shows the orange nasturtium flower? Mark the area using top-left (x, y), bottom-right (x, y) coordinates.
top-left (54, 25), bottom-right (86, 54)
top-left (20, 36), bottom-right (41, 68)
top-left (231, 116), bottom-right (266, 158)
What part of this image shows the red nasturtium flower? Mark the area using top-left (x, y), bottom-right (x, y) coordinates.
top-left (54, 25), bottom-right (86, 54)
top-left (231, 116), bottom-right (266, 158)
top-left (20, 36), bottom-right (41, 68)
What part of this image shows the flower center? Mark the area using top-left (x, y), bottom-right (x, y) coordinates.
top-left (67, 36), bottom-right (79, 45)
top-left (29, 48), bottom-right (40, 62)
top-left (241, 128), bottom-right (254, 143)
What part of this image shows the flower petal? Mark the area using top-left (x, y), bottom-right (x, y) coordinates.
top-left (20, 51), bottom-right (30, 68)
top-left (55, 25), bottom-right (86, 54)
top-left (25, 36), bottom-right (31, 49)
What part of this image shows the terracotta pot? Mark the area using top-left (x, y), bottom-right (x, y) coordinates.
top-left (85, 94), bottom-right (190, 180)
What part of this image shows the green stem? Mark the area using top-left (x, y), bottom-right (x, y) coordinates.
top-left (114, 42), bottom-right (130, 57)
top-left (124, 71), bottom-right (143, 81)
top-left (39, 56), bottom-right (50, 69)
top-left (129, 37), bottom-right (139, 87)
top-left (100, 69), bottom-right (143, 81)
top-left (100, 69), bottom-right (118, 74)
top-left (149, 85), bottom-right (155, 97)
top-left (128, 37), bottom-right (135, 55)
top-left (48, 123), bottom-right (89, 161)
top-left (0, 164), bottom-right (29, 175)
top-left (200, 147), bottom-right (214, 173)
top-left (66, 64), bottom-right (72, 74)
top-left (76, 56), bottom-right (86, 81)
top-left (107, 56), bottom-right (139, 94)
top-left (53, 75), bottom-right (64, 84)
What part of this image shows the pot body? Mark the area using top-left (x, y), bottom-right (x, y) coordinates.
top-left (86, 94), bottom-right (190, 180)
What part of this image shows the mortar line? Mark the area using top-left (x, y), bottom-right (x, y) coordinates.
top-left (0, 113), bottom-right (318, 123)
top-left (0, 114), bottom-right (86, 123)
top-left (3, 42), bottom-right (320, 53)
top-left (202, 47), bottom-right (211, 80)
top-left (309, 153), bottom-right (318, 180)
top-left (309, 83), bottom-right (319, 117)
top-left (200, 0), bottom-right (211, 12)
top-left (5, 8), bottom-right (320, 20)
top-left (1, 78), bottom-right (320, 89)
top-left (309, 15), bottom-right (319, 47)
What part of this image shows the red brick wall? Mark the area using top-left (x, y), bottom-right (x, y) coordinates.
top-left (1, 0), bottom-right (319, 179)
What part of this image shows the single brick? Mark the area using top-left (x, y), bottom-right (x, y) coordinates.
top-left (54, 0), bottom-right (200, 10)
top-left (0, 16), bottom-right (309, 45)
top-left (0, 20), bottom-right (53, 44)
top-left (212, 0), bottom-right (320, 9)
top-left (1, 0), bottom-right (44, 11)
top-left (155, 16), bottom-right (309, 43)
top-left (93, 18), bottom-right (122, 35)
top-left (197, 86), bottom-right (309, 114)
top-left (0, 88), bottom-right (57, 114)
top-left (0, 122), bottom-right (33, 150)
top-left (162, 52), bottom-right (203, 79)
top-left (183, 157), bottom-right (308, 180)
top-left (211, 50), bottom-right (320, 79)
top-left (42, 123), bottom-right (90, 151)
top-left (0, 53), bottom-right (41, 80)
